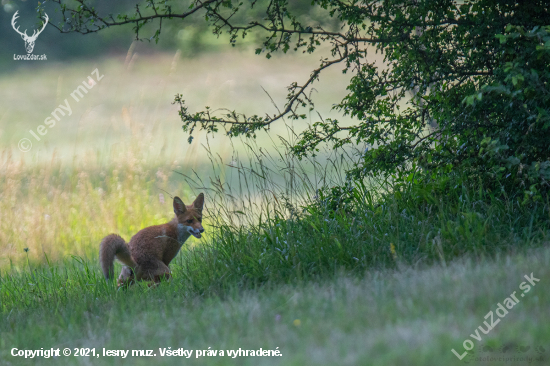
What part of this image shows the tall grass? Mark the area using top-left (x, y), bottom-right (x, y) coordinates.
top-left (2, 131), bottom-right (549, 291)
top-left (167, 139), bottom-right (550, 296)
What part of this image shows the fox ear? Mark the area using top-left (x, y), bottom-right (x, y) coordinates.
top-left (192, 193), bottom-right (204, 212)
top-left (173, 196), bottom-right (186, 214)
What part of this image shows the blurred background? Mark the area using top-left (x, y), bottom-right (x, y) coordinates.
top-left (0, 0), bottom-right (355, 268)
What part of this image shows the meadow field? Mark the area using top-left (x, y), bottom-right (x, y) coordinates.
top-left (0, 45), bottom-right (352, 268)
top-left (1, 47), bottom-right (549, 365)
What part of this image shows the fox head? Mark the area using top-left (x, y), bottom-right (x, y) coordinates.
top-left (173, 194), bottom-right (205, 239)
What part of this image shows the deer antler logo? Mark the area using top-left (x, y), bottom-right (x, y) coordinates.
top-left (11, 11), bottom-right (49, 54)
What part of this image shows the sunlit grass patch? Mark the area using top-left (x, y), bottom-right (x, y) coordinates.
top-left (0, 144), bottom-right (196, 270)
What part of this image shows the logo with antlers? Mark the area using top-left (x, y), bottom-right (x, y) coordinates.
top-left (11, 11), bottom-right (48, 54)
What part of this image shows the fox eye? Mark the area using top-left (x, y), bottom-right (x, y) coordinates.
top-left (186, 219), bottom-right (193, 224)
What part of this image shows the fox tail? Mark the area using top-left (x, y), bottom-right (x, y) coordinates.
top-left (99, 234), bottom-right (137, 280)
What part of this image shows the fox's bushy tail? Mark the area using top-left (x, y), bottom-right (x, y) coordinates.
top-left (99, 234), bottom-right (137, 280)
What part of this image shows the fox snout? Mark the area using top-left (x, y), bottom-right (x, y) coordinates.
top-left (187, 225), bottom-right (205, 239)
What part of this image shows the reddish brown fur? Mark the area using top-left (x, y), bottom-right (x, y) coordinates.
top-left (99, 194), bottom-right (204, 286)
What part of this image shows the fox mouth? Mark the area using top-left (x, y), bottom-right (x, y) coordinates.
top-left (185, 226), bottom-right (203, 239)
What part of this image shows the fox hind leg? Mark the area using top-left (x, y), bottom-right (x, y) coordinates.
top-left (135, 260), bottom-right (171, 285)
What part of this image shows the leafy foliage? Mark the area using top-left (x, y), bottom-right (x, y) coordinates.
top-left (47, 0), bottom-right (550, 196)
top-left (462, 25), bottom-right (550, 202)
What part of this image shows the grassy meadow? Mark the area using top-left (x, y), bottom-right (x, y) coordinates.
top-left (0, 44), bottom-right (351, 268)
top-left (1, 47), bottom-right (549, 365)
top-left (1, 246), bottom-right (549, 366)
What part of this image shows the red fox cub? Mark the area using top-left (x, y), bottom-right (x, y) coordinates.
top-left (99, 194), bottom-right (204, 286)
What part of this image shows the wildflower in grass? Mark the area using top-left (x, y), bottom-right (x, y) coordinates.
top-left (390, 243), bottom-right (397, 261)
top-left (293, 319), bottom-right (301, 327)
